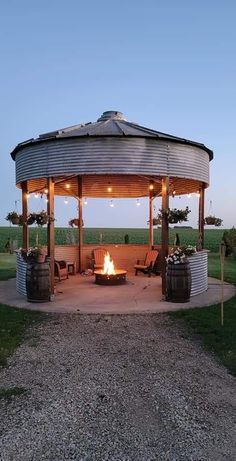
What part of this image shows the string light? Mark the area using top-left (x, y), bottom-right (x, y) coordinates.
top-left (84, 198), bottom-right (88, 205)
top-left (109, 200), bottom-right (114, 208)
top-left (149, 182), bottom-right (154, 191)
top-left (187, 193), bottom-right (192, 198)
top-left (107, 183), bottom-right (112, 193)
top-left (26, 193), bottom-right (30, 199)
top-left (136, 199), bottom-right (141, 207)
top-left (44, 188), bottom-right (48, 194)
top-left (45, 198), bottom-right (48, 203)
top-left (34, 193), bottom-right (39, 198)
top-left (65, 183), bottom-right (70, 189)
top-left (172, 190), bottom-right (176, 197)
top-left (64, 197), bottom-right (69, 205)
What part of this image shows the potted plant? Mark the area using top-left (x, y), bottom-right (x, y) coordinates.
top-left (180, 245), bottom-right (196, 256)
top-left (5, 211), bottom-right (20, 225)
top-left (204, 216), bottom-right (223, 227)
top-left (166, 247), bottom-right (191, 302)
top-left (157, 206), bottom-right (191, 224)
top-left (35, 211), bottom-right (49, 226)
top-left (27, 213), bottom-right (37, 225)
top-left (27, 245), bottom-right (46, 263)
top-left (69, 218), bottom-right (84, 227)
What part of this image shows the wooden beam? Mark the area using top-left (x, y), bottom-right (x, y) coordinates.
top-left (78, 176), bottom-right (83, 273)
top-left (149, 189), bottom-right (154, 248)
top-left (47, 178), bottom-right (55, 297)
top-left (161, 177), bottom-right (169, 297)
top-left (22, 181), bottom-right (29, 250)
top-left (198, 184), bottom-right (205, 250)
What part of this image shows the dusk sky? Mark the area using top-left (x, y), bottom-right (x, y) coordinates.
top-left (1, 1), bottom-right (235, 229)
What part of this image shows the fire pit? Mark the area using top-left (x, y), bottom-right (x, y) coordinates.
top-left (94, 252), bottom-right (127, 285)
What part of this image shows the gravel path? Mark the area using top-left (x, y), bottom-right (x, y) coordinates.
top-left (0, 314), bottom-right (235, 461)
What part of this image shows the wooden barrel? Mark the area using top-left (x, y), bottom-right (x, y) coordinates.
top-left (166, 262), bottom-right (191, 303)
top-left (26, 262), bottom-right (50, 303)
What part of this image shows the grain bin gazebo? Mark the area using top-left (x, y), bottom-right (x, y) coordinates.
top-left (10, 110), bottom-right (213, 299)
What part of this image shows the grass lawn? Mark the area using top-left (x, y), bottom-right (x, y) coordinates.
top-left (208, 253), bottom-right (236, 285)
top-left (0, 254), bottom-right (46, 370)
top-left (169, 297), bottom-right (236, 376)
top-left (170, 254), bottom-right (236, 376)
top-left (0, 304), bottom-right (46, 368)
top-left (0, 253), bottom-right (16, 280)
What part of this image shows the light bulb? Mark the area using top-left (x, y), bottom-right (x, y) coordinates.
top-left (149, 183), bottom-right (154, 190)
top-left (84, 198), bottom-right (88, 205)
top-left (107, 186), bottom-right (112, 193)
top-left (26, 193), bottom-right (30, 199)
top-left (136, 199), bottom-right (141, 206)
top-left (45, 198), bottom-right (48, 203)
top-left (34, 193), bottom-right (39, 198)
top-left (187, 193), bottom-right (192, 198)
top-left (65, 183), bottom-right (70, 189)
top-left (44, 188), bottom-right (48, 194)
top-left (64, 197), bottom-right (68, 205)
top-left (172, 190), bottom-right (176, 195)
top-left (110, 200), bottom-right (114, 208)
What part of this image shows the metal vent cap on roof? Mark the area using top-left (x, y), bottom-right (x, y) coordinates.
top-left (97, 111), bottom-right (126, 121)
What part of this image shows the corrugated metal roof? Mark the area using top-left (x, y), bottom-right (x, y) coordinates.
top-left (10, 110), bottom-right (213, 160)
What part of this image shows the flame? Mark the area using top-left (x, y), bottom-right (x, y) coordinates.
top-left (102, 252), bottom-right (115, 275)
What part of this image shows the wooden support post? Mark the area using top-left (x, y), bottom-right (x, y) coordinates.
top-left (161, 177), bottom-right (169, 296)
top-left (198, 184), bottom-right (205, 250)
top-left (22, 181), bottom-right (29, 250)
top-left (78, 176), bottom-right (83, 273)
top-left (47, 178), bottom-right (55, 297)
top-left (149, 190), bottom-right (154, 249)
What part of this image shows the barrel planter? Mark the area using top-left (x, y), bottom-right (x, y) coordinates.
top-left (26, 261), bottom-right (50, 302)
top-left (166, 261), bottom-right (191, 303)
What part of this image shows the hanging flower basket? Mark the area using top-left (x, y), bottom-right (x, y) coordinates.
top-left (5, 212), bottom-right (20, 225)
top-left (157, 207), bottom-right (191, 224)
top-left (27, 213), bottom-right (37, 225)
top-left (35, 211), bottom-right (49, 226)
top-left (204, 216), bottom-right (223, 227)
top-left (27, 211), bottom-right (52, 226)
top-left (69, 218), bottom-right (84, 227)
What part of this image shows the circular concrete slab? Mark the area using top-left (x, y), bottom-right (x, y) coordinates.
top-left (0, 275), bottom-right (235, 314)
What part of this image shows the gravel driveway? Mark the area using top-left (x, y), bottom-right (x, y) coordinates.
top-left (0, 314), bottom-right (235, 461)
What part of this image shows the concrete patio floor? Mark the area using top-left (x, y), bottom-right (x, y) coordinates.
top-left (0, 274), bottom-right (235, 313)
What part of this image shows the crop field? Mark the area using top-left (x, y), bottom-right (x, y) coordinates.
top-left (0, 226), bottom-right (227, 253)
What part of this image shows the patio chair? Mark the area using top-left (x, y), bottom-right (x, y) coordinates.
top-left (54, 260), bottom-right (69, 281)
top-left (134, 250), bottom-right (159, 277)
top-left (93, 248), bottom-right (108, 270)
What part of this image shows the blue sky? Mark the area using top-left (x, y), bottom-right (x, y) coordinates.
top-left (1, 0), bottom-right (236, 229)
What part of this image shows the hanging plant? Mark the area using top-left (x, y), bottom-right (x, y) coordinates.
top-left (35, 211), bottom-right (49, 226)
top-left (204, 200), bottom-right (222, 227)
top-left (27, 213), bottom-right (37, 225)
top-left (204, 216), bottom-right (223, 227)
top-left (157, 206), bottom-right (191, 224)
top-left (69, 218), bottom-right (84, 227)
top-left (5, 211), bottom-right (20, 225)
top-left (27, 211), bottom-right (53, 226)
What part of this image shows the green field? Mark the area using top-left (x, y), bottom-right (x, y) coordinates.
top-left (0, 226), bottom-right (228, 253)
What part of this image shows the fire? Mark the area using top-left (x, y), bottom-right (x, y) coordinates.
top-left (102, 252), bottom-right (116, 275)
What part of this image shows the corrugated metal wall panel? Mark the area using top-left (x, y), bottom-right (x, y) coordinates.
top-left (189, 251), bottom-right (208, 296)
top-left (16, 254), bottom-right (27, 296)
top-left (15, 137), bottom-right (209, 186)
